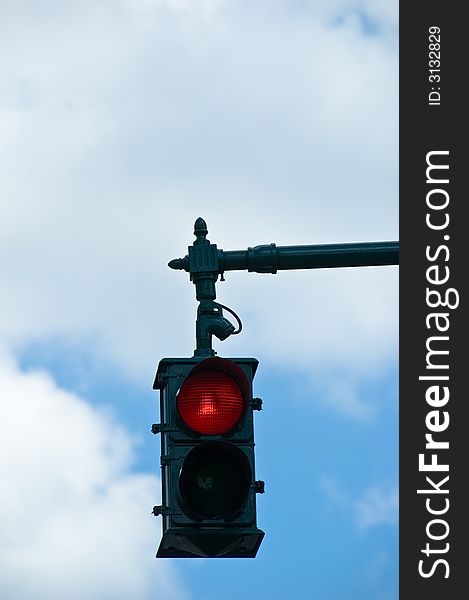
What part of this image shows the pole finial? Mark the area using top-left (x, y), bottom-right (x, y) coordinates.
top-left (194, 218), bottom-right (208, 243)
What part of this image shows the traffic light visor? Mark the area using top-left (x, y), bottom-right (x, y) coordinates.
top-left (177, 365), bottom-right (245, 435)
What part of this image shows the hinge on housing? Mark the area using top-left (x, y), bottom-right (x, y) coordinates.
top-left (160, 455), bottom-right (179, 467)
top-left (252, 480), bottom-right (265, 494)
top-left (152, 505), bottom-right (180, 517)
top-left (151, 423), bottom-right (175, 434)
top-left (251, 397), bottom-right (263, 411)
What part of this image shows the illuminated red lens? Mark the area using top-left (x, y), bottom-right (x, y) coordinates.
top-left (177, 370), bottom-right (244, 435)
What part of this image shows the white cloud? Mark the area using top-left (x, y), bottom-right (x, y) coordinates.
top-left (355, 483), bottom-right (398, 530)
top-left (0, 348), bottom-right (187, 600)
top-left (0, 0), bottom-right (397, 390)
top-left (319, 474), bottom-right (398, 530)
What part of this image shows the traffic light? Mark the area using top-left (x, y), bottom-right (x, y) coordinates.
top-left (152, 356), bottom-right (264, 558)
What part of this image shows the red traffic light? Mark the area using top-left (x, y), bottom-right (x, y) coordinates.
top-left (154, 356), bottom-right (264, 558)
top-left (177, 368), bottom-right (244, 435)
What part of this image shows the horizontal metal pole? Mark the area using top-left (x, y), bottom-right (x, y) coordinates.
top-left (219, 241), bottom-right (399, 274)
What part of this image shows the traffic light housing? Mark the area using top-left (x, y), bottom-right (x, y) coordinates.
top-left (153, 356), bottom-right (264, 558)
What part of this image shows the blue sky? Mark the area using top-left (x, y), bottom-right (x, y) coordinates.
top-left (1, 1), bottom-right (398, 598)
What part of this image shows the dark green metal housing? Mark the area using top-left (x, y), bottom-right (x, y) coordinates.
top-left (153, 356), bottom-right (264, 558)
